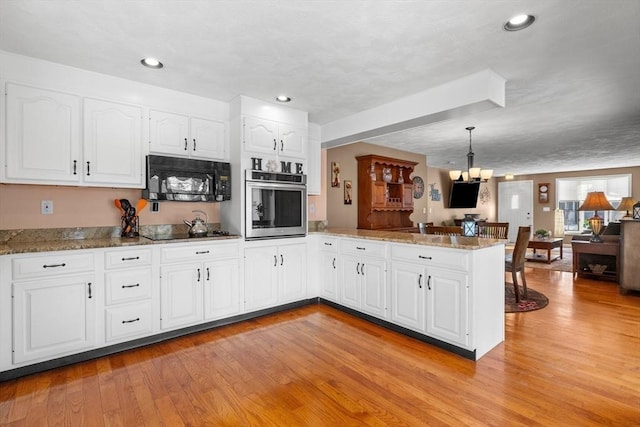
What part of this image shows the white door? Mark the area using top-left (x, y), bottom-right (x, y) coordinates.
top-left (244, 246), bottom-right (278, 311)
top-left (160, 263), bottom-right (203, 330)
top-left (278, 244), bottom-right (307, 303)
top-left (204, 259), bottom-right (241, 320)
top-left (319, 251), bottom-right (338, 301)
top-left (339, 254), bottom-right (361, 309)
top-left (498, 181), bottom-right (534, 242)
top-left (13, 275), bottom-right (95, 364)
top-left (243, 117), bottom-right (278, 154)
top-left (190, 117), bottom-right (226, 160)
top-left (149, 110), bottom-right (189, 156)
top-left (279, 124), bottom-right (306, 158)
top-left (5, 83), bottom-right (81, 183)
top-left (389, 262), bottom-right (425, 333)
top-left (360, 258), bottom-right (387, 319)
top-left (83, 98), bottom-right (144, 187)
top-left (425, 267), bottom-right (469, 348)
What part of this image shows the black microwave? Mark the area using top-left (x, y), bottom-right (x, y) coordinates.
top-left (142, 155), bottom-right (231, 202)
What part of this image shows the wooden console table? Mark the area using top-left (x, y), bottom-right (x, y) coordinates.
top-left (527, 238), bottom-right (564, 263)
top-left (571, 240), bottom-right (620, 283)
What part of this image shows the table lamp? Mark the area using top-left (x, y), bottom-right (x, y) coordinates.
top-left (578, 191), bottom-right (614, 243)
top-left (616, 197), bottom-right (636, 219)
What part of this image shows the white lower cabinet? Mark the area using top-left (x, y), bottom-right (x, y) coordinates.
top-left (318, 237), bottom-right (338, 301)
top-left (13, 274), bottom-right (96, 364)
top-left (425, 267), bottom-right (469, 348)
top-left (338, 239), bottom-right (387, 319)
top-left (160, 242), bottom-right (241, 330)
top-left (390, 262), bottom-right (425, 332)
top-left (244, 240), bottom-right (307, 311)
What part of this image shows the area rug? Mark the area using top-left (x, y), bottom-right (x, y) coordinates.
top-left (507, 244), bottom-right (573, 273)
top-left (505, 283), bottom-right (549, 313)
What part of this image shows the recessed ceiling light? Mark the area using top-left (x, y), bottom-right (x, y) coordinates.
top-left (503, 14), bottom-right (535, 31)
top-left (275, 95), bottom-right (291, 103)
top-left (140, 57), bottom-right (164, 69)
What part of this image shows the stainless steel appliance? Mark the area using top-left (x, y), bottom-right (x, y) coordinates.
top-left (143, 155), bottom-right (231, 202)
top-left (245, 170), bottom-right (307, 240)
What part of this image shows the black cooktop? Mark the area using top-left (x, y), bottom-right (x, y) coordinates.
top-left (142, 230), bottom-right (232, 241)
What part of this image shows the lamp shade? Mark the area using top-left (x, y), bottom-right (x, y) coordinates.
top-left (577, 192), bottom-right (614, 211)
top-left (617, 197), bottom-right (636, 218)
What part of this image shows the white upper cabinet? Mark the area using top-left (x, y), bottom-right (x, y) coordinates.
top-left (83, 98), bottom-right (144, 187)
top-left (243, 116), bottom-right (306, 161)
top-left (4, 83), bottom-right (144, 188)
top-left (5, 83), bottom-right (81, 183)
top-left (149, 110), bottom-right (226, 161)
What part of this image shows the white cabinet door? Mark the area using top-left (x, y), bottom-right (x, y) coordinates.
top-left (149, 110), bottom-right (190, 156)
top-left (190, 117), bottom-right (226, 160)
top-left (244, 246), bottom-right (278, 311)
top-left (160, 263), bottom-right (203, 330)
top-left (339, 254), bottom-right (361, 309)
top-left (203, 259), bottom-right (241, 321)
top-left (360, 257), bottom-right (387, 319)
top-left (83, 98), bottom-right (144, 187)
top-left (5, 83), bottom-right (81, 183)
top-left (279, 243), bottom-right (307, 303)
top-left (243, 116), bottom-right (279, 154)
top-left (319, 250), bottom-right (338, 301)
top-left (390, 262), bottom-right (425, 333)
top-left (425, 267), bottom-right (469, 347)
top-left (12, 275), bottom-right (95, 364)
top-left (279, 124), bottom-right (306, 159)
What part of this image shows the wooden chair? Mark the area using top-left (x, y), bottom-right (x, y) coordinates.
top-left (478, 222), bottom-right (509, 239)
top-left (425, 225), bottom-right (462, 236)
top-left (505, 226), bottom-right (531, 302)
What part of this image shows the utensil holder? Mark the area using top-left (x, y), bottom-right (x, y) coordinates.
top-left (121, 215), bottom-right (139, 238)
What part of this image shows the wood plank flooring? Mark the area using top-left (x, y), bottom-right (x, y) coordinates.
top-left (1, 268), bottom-right (639, 426)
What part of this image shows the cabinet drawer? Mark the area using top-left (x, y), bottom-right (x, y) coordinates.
top-left (105, 302), bottom-right (153, 342)
top-left (12, 252), bottom-right (94, 280)
top-left (161, 241), bottom-right (239, 263)
top-left (105, 248), bottom-right (152, 269)
top-left (105, 268), bottom-right (152, 305)
top-left (339, 238), bottom-right (386, 258)
top-left (318, 236), bottom-right (338, 252)
top-left (391, 244), bottom-right (469, 271)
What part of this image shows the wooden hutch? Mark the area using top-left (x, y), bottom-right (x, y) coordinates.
top-left (356, 154), bottom-right (418, 230)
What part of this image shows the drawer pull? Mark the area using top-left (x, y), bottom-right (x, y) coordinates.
top-left (356, 246), bottom-right (366, 250)
top-left (43, 263), bottom-right (66, 268)
top-left (122, 283), bottom-right (140, 289)
top-left (418, 255), bottom-right (432, 260)
top-left (324, 242), bottom-right (333, 246)
top-left (122, 318), bottom-right (140, 324)
top-left (196, 250), bottom-right (210, 255)
top-left (122, 256), bottom-right (140, 261)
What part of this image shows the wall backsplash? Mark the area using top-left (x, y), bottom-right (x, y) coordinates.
top-left (0, 184), bottom-right (221, 230)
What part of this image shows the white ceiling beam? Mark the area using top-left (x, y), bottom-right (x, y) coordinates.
top-left (321, 69), bottom-right (506, 148)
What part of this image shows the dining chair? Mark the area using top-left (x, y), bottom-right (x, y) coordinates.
top-left (425, 225), bottom-right (462, 236)
top-left (505, 226), bottom-right (531, 302)
top-left (478, 222), bottom-right (509, 239)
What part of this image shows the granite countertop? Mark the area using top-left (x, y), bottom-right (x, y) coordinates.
top-left (312, 228), bottom-right (506, 250)
top-left (0, 225), bottom-right (241, 256)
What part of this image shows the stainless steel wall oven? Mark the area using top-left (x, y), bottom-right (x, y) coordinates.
top-left (245, 170), bottom-right (307, 239)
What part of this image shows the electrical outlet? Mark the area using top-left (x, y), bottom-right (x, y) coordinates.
top-left (41, 200), bottom-right (53, 215)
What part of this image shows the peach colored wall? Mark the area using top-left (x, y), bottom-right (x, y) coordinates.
top-left (0, 184), bottom-right (221, 230)
top-left (494, 166), bottom-right (640, 235)
top-left (308, 149), bottom-right (327, 221)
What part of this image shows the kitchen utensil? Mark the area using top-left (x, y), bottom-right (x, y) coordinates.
top-left (184, 210), bottom-right (209, 237)
top-left (114, 199), bottom-right (123, 214)
top-left (119, 199), bottom-right (131, 212)
top-left (135, 199), bottom-right (148, 213)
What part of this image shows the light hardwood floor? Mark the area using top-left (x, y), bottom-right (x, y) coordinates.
top-left (1, 268), bottom-right (639, 426)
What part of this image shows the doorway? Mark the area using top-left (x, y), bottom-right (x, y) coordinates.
top-left (498, 181), bottom-right (533, 242)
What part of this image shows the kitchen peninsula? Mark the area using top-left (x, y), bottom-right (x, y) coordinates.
top-left (0, 227), bottom-right (506, 380)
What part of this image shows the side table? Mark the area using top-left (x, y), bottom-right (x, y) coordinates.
top-left (571, 240), bottom-right (620, 283)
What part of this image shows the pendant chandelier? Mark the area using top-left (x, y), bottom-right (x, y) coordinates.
top-left (449, 126), bottom-right (493, 182)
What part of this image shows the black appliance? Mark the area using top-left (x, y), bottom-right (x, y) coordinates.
top-left (448, 181), bottom-right (480, 208)
top-left (143, 155), bottom-right (231, 202)
top-left (141, 230), bottom-right (231, 241)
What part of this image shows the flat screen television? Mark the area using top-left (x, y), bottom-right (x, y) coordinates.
top-left (448, 181), bottom-right (480, 208)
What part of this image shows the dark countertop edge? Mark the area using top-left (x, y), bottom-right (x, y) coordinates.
top-left (0, 235), bottom-right (242, 256)
top-left (309, 229), bottom-right (506, 250)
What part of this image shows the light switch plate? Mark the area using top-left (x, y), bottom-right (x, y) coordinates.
top-left (41, 200), bottom-right (53, 214)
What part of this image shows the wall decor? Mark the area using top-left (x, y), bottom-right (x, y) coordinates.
top-left (538, 183), bottom-right (549, 203)
top-left (479, 186), bottom-right (491, 204)
top-left (344, 180), bottom-right (352, 205)
top-left (427, 182), bottom-right (440, 201)
top-left (331, 162), bottom-right (340, 188)
top-left (413, 176), bottom-right (425, 199)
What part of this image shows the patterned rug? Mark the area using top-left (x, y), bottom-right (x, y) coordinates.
top-left (507, 244), bottom-right (573, 273)
top-left (505, 283), bottom-right (549, 313)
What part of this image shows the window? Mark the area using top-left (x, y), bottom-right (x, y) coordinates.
top-left (556, 174), bottom-right (631, 233)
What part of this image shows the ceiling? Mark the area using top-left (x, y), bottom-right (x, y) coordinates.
top-left (1, 0), bottom-right (638, 177)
